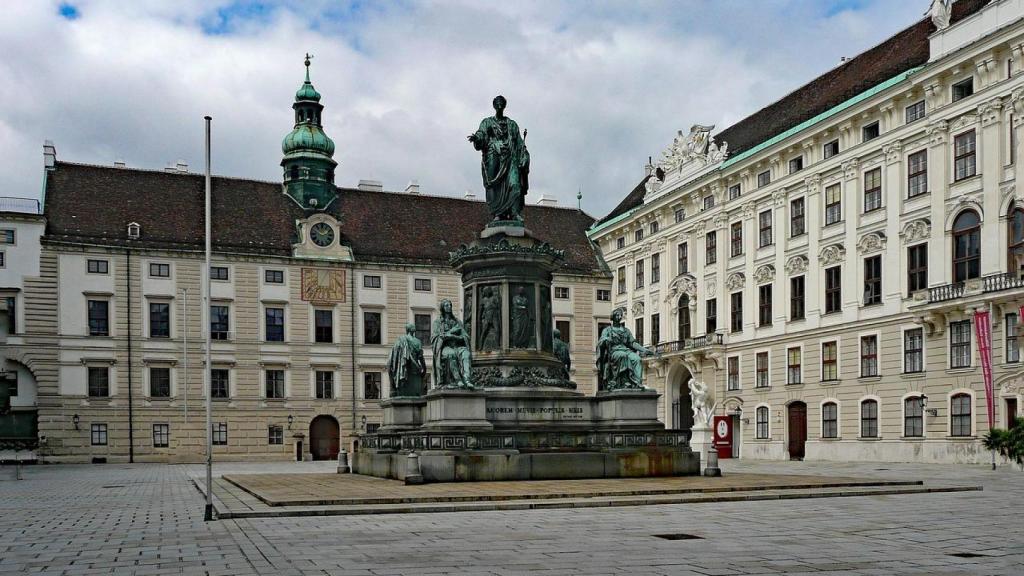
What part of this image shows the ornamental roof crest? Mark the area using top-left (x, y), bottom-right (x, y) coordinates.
top-left (658, 124), bottom-right (729, 178)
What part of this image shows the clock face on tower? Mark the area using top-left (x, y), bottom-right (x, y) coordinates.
top-left (309, 222), bottom-right (335, 247)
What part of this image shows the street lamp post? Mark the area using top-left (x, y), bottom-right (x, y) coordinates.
top-left (203, 116), bottom-right (214, 522)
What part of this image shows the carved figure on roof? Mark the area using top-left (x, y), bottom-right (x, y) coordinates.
top-left (927, 0), bottom-right (951, 31)
top-left (468, 95), bottom-right (530, 223)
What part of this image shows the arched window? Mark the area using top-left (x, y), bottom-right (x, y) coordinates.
top-left (822, 402), bottom-right (838, 438)
top-left (952, 210), bottom-right (981, 282)
top-left (1008, 205), bottom-right (1024, 274)
top-left (904, 396), bottom-right (924, 437)
top-left (677, 295), bottom-right (691, 341)
top-left (755, 406), bottom-right (769, 439)
top-left (860, 399), bottom-right (878, 438)
top-left (950, 393), bottom-right (972, 437)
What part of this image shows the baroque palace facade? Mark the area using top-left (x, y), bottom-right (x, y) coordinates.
top-left (0, 63), bottom-right (611, 463)
top-left (590, 0), bottom-right (1024, 464)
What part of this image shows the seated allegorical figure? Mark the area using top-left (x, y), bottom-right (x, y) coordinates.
top-left (597, 307), bottom-right (653, 390)
top-left (431, 299), bottom-right (475, 389)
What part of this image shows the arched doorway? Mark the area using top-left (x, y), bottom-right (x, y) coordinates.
top-left (787, 402), bottom-right (807, 460)
top-left (671, 366), bottom-right (693, 432)
top-left (309, 415), bottom-right (340, 461)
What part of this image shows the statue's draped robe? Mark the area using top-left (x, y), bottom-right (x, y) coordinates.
top-left (431, 315), bottom-right (473, 388)
top-left (510, 294), bottom-right (532, 347)
top-left (597, 325), bottom-right (645, 389)
top-left (387, 334), bottom-right (425, 396)
top-left (553, 336), bottom-right (571, 378)
top-left (473, 115), bottom-right (530, 220)
top-left (479, 293), bottom-right (501, 350)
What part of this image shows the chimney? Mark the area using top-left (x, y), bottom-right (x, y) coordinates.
top-left (358, 179), bottom-right (383, 192)
top-left (164, 163), bottom-right (178, 173)
top-left (113, 159), bottom-right (126, 168)
top-left (536, 194), bottom-right (558, 206)
top-left (43, 140), bottom-right (57, 170)
top-left (175, 160), bottom-right (188, 172)
top-left (464, 189), bottom-right (476, 199)
top-left (404, 179), bottom-right (420, 194)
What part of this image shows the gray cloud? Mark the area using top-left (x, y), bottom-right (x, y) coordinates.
top-left (0, 0), bottom-right (927, 216)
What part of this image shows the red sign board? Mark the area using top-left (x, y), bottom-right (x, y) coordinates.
top-left (713, 415), bottom-right (733, 459)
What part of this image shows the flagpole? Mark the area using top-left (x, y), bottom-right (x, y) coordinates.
top-left (203, 115), bottom-right (214, 521)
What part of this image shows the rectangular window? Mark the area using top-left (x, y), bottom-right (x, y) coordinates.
top-left (363, 311), bottom-right (382, 345)
top-left (824, 184), bottom-right (842, 225)
top-left (904, 328), bottom-right (924, 373)
top-left (366, 423), bottom-right (381, 434)
top-left (790, 276), bottom-right (805, 321)
top-left (635, 317), bottom-right (644, 346)
top-left (861, 401), bottom-right (879, 438)
top-left (413, 278), bottom-right (432, 292)
top-left (650, 221), bottom-right (659, 235)
top-left (555, 320), bottom-right (571, 345)
top-left (596, 289), bottom-right (611, 302)
top-left (210, 266), bottom-right (229, 281)
top-left (554, 286), bottom-right (570, 299)
top-left (265, 307), bottom-right (285, 342)
top-left (364, 372), bottom-right (382, 400)
top-left (635, 259), bottom-right (645, 289)
top-left (757, 170), bottom-right (771, 188)
top-left (758, 210), bottom-right (772, 247)
top-left (823, 139), bottom-right (839, 159)
top-left (907, 150), bottom-right (928, 197)
top-left (906, 100), bottom-right (926, 123)
top-left (863, 256), bottom-right (882, 306)
top-left (414, 313), bottom-right (431, 344)
top-left (87, 300), bottom-right (109, 336)
top-left (88, 366), bottom-right (109, 397)
top-left (705, 232), bottom-right (717, 265)
top-left (0, 229), bottom-right (14, 244)
top-left (758, 284), bottom-right (772, 327)
top-left (862, 121), bottom-right (880, 142)
top-left (727, 356), bottom-right (740, 391)
top-left (705, 299), bottom-right (717, 334)
top-left (821, 341), bottom-right (838, 381)
top-left (363, 275), bottom-right (382, 289)
top-left (650, 313), bottom-right (660, 346)
top-left (87, 259), bottom-right (109, 274)
top-left (952, 77), bottom-right (974, 102)
top-left (617, 267), bottom-right (626, 294)
top-left (677, 243), bottom-right (689, 274)
top-left (954, 130), bottom-right (977, 181)
top-left (149, 303), bottom-right (170, 338)
top-left (825, 266), bottom-right (842, 314)
top-left (790, 198), bottom-right (805, 237)
top-left (152, 424), bottom-right (169, 448)
top-left (264, 269), bottom-right (284, 284)
top-left (950, 320), bottom-right (972, 368)
top-left (91, 423), bottom-right (108, 446)
top-left (634, 229), bottom-right (644, 243)
top-left (265, 369), bottom-right (285, 399)
top-left (860, 335), bottom-right (878, 377)
top-left (788, 156), bottom-right (803, 174)
top-left (907, 244), bottom-right (928, 294)
top-left (149, 367), bottom-right (171, 398)
top-left (149, 263), bottom-right (170, 278)
top-left (820, 404), bottom-right (839, 440)
top-left (650, 254), bottom-right (660, 284)
top-left (756, 407), bottom-right (769, 439)
top-left (787, 347), bottom-right (802, 384)
top-left (703, 195), bottom-right (715, 210)
top-left (674, 208), bottom-right (686, 223)
top-left (4, 295), bottom-right (12, 334)
top-left (730, 292), bottom-right (743, 333)
top-left (314, 309), bottom-right (333, 343)
top-left (863, 167), bottom-right (882, 212)
top-left (210, 305), bottom-right (229, 340)
top-left (728, 183), bottom-right (742, 200)
top-left (315, 371), bottom-right (334, 399)
top-left (756, 352), bottom-right (769, 388)
top-left (950, 394), bottom-right (972, 437)
top-left (1007, 313), bottom-right (1020, 363)
top-left (268, 425), bottom-right (284, 445)
top-left (211, 368), bottom-right (229, 399)
top-left (904, 398), bottom-right (923, 437)
top-left (730, 222), bottom-right (743, 257)
top-left (616, 236), bottom-right (625, 250)
top-left (212, 422), bottom-right (228, 445)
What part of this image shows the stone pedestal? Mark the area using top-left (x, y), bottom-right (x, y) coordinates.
top-left (381, 397), bottom-right (426, 432)
top-left (424, 388), bottom-right (493, 431)
top-left (594, 388), bottom-right (662, 429)
top-left (690, 422), bottom-right (712, 473)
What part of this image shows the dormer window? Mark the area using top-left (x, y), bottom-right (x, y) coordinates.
top-left (127, 222), bottom-right (141, 240)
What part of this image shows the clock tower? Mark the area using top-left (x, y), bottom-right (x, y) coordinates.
top-left (281, 54), bottom-right (338, 211)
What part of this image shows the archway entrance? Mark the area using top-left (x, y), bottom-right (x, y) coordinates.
top-left (787, 402), bottom-right (807, 460)
top-left (309, 415), bottom-right (340, 461)
top-left (671, 367), bottom-right (693, 432)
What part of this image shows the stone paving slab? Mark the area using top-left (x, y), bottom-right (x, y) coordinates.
top-left (220, 471), bottom-right (928, 506)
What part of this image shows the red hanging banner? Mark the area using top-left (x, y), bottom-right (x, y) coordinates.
top-left (973, 310), bottom-right (995, 430)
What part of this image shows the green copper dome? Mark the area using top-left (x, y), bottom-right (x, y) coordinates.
top-left (295, 80), bottom-right (321, 102)
top-left (282, 124), bottom-right (335, 156)
top-left (281, 53), bottom-right (338, 212)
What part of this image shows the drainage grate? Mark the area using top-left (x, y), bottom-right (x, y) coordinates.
top-left (653, 533), bottom-right (703, 540)
top-left (948, 552), bottom-right (985, 558)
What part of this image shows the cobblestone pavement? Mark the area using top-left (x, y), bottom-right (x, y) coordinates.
top-left (1, 459), bottom-right (1021, 575)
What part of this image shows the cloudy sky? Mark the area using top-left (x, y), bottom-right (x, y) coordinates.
top-left (0, 0), bottom-right (931, 217)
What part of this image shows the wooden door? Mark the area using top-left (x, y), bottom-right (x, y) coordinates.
top-left (309, 416), bottom-right (340, 461)
top-left (1008, 398), bottom-right (1019, 428)
top-left (787, 402), bottom-right (807, 460)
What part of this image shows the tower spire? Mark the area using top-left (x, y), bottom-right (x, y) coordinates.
top-left (304, 52), bottom-right (313, 83)
top-left (281, 54), bottom-right (337, 211)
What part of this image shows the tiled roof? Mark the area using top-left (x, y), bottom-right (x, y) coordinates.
top-left (596, 0), bottom-right (991, 227)
top-left (43, 162), bottom-right (604, 274)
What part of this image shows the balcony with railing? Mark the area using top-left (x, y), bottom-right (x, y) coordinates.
top-left (927, 272), bottom-right (1024, 304)
top-left (0, 197), bottom-right (40, 214)
top-left (653, 332), bottom-right (724, 355)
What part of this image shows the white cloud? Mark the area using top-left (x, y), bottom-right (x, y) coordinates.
top-left (0, 0), bottom-right (927, 216)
